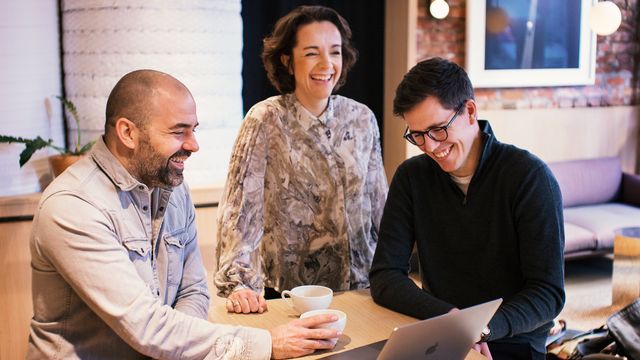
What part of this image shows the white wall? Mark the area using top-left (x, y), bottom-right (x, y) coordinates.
top-left (62, 0), bottom-right (243, 190)
top-left (0, 0), bottom-right (63, 196)
top-left (0, 0), bottom-right (243, 197)
top-left (383, 0), bottom-right (417, 182)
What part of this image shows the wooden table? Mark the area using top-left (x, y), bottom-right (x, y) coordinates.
top-left (209, 289), bottom-right (486, 360)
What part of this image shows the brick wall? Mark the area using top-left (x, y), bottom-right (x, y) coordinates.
top-left (417, 0), bottom-right (640, 109)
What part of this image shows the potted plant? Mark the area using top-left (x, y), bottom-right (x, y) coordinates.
top-left (0, 96), bottom-right (95, 176)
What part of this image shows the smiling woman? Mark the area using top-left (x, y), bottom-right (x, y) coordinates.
top-left (241, 0), bottom-right (384, 126)
top-left (215, 5), bottom-right (388, 314)
top-left (282, 21), bottom-right (344, 116)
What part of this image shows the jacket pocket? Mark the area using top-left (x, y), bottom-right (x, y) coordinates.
top-left (164, 229), bottom-right (187, 286)
top-left (122, 238), bottom-right (152, 259)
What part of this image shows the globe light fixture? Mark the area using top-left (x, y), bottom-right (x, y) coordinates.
top-left (429, 0), bottom-right (449, 20)
top-left (589, 1), bottom-right (622, 36)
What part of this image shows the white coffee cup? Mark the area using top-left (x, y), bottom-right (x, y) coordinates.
top-left (281, 285), bottom-right (333, 314)
top-left (300, 309), bottom-right (347, 345)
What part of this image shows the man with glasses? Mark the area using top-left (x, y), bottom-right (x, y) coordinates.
top-left (369, 58), bottom-right (565, 360)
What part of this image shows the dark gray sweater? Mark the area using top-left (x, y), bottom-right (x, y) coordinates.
top-left (370, 121), bottom-right (565, 353)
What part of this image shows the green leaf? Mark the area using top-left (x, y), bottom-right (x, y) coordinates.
top-left (77, 140), bottom-right (96, 154)
top-left (56, 95), bottom-right (84, 153)
top-left (14, 136), bottom-right (55, 167)
top-left (56, 95), bottom-right (79, 124)
top-left (0, 135), bottom-right (32, 144)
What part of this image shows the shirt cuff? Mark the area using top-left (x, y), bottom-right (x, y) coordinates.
top-left (231, 283), bottom-right (250, 293)
top-left (246, 328), bottom-right (272, 360)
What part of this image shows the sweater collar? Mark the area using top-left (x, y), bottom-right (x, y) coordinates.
top-left (475, 120), bottom-right (498, 175)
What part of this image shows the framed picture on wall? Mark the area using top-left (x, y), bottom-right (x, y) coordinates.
top-left (466, 0), bottom-right (596, 88)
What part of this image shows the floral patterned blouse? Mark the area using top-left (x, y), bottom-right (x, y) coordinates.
top-left (214, 93), bottom-right (388, 297)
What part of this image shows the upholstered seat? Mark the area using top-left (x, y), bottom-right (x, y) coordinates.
top-left (548, 157), bottom-right (640, 258)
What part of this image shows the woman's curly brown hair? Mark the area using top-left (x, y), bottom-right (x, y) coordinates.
top-left (261, 5), bottom-right (358, 94)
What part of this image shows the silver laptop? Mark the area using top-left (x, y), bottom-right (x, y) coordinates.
top-left (320, 298), bottom-right (502, 360)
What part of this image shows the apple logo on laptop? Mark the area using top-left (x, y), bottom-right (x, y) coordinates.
top-left (424, 342), bottom-right (439, 356)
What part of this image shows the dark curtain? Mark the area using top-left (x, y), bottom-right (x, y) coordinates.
top-left (241, 0), bottom-right (385, 137)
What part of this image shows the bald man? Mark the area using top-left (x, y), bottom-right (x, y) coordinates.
top-left (27, 70), bottom-right (340, 360)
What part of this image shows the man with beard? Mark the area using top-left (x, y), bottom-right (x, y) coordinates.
top-left (27, 70), bottom-right (341, 359)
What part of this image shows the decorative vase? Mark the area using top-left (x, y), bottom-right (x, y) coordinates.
top-left (48, 154), bottom-right (82, 177)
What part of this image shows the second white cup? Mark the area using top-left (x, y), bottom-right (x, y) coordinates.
top-left (300, 309), bottom-right (347, 345)
top-left (281, 285), bottom-right (333, 314)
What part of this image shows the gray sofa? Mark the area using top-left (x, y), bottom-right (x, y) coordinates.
top-left (547, 157), bottom-right (640, 258)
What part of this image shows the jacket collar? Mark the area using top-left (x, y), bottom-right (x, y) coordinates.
top-left (90, 137), bottom-right (152, 192)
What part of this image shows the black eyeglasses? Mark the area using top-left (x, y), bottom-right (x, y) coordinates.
top-left (403, 102), bottom-right (466, 146)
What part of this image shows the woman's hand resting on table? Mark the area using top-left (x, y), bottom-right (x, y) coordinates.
top-left (226, 288), bottom-right (268, 313)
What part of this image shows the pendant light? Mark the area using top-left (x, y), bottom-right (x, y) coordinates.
top-left (589, 1), bottom-right (622, 36)
top-left (429, 0), bottom-right (450, 20)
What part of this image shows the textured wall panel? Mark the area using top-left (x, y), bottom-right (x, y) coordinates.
top-left (62, 0), bottom-right (243, 188)
top-left (0, 0), bottom-right (63, 196)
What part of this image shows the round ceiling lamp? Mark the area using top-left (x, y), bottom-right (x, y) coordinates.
top-left (429, 0), bottom-right (449, 20)
top-left (589, 1), bottom-right (622, 36)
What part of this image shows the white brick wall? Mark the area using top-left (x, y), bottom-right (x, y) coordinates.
top-left (0, 0), bottom-right (63, 196)
top-left (0, 0), bottom-right (243, 196)
top-left (62, 0), bottom-right (244, 190)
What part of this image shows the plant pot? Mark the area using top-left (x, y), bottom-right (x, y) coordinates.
top-left (48, 154), bottom-right (83, 177)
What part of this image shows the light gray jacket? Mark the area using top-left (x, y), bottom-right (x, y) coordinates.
top-left (27, 138), bottom-right (271, 359)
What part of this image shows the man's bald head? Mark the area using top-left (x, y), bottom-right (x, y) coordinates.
top-left (105, 69), bottom-right (191, 136)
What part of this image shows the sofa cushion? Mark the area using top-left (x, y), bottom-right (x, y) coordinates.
top-left (563, 203), bottom-right (640, 251)
top-left (563, 223), bottom-right (597, 254)
top-left (548, 157), bottom-right (622, 207)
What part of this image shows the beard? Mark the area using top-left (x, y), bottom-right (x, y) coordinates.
top-left (132, 135), bottom-right (190, 188)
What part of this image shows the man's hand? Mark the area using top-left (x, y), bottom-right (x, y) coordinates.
top-left (269, 314), bottom-right (341, 359)
top-left (472, 342), bottom-right (493, 359)
top-left (226, 288), bottom-right (268, 313)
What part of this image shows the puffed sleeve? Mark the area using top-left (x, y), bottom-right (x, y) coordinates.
top-left (365, 110), bottom-right (388, 232)
top-left (214, 104), bottom-right (272, 297)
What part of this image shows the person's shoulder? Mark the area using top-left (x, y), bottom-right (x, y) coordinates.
top-left (332, 95), bottom-right (375, 116)
top-left (331, 94), bottom-right (372, 112)
top-left (490, 136), bottom-right (542, 166)
top-left (396, 154), bottom-right (434, 176)
top-left (493, 141), bottom-right (550, 178)
top-left (331, 95), bottom-right (378, 134)
top-left (40, 156), bottom-right (102, 204)
top-left (245, 95), bottom-right (287, 124)
top-left (37, 165), bottom-right (108, 222)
